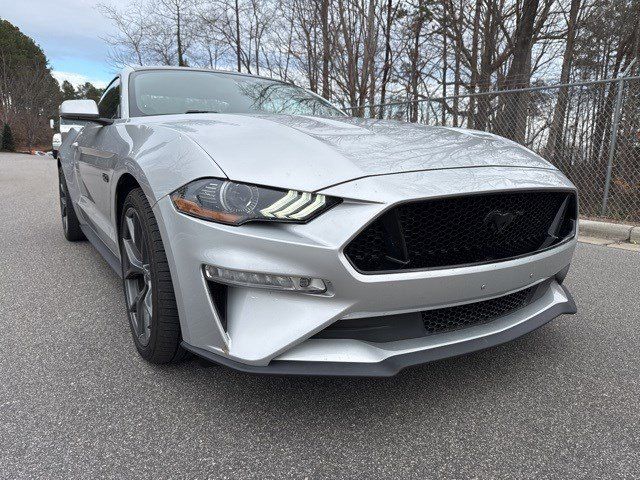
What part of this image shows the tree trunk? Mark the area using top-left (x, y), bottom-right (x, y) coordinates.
top-left (176, 4), bottom-right (185, 66)
top-left (474, 3), bottom-right (497, 131)
top-left (409, 0), bottom-right (425, 123)
top-left (320, 0), bottom-right (330, 99)
top-left (453, 30), bottom-right (460, 127)
top-left (544, 0), bottom-right (581, 164)
top-left (494, 0), bottom-right (541, 142)
top-left (467, 0), bottom-right (482, 129)
top-left (360, 0), bottom-right (377, 112)
top-left (235, 0), bottom-right (242, 72)
top-left (379, 0), bottom-right (393, 119)
top-left (441, 4), bottom-right (448, 125)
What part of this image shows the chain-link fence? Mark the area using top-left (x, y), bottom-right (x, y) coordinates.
top-left (345, 77), bottom-right (640, 223)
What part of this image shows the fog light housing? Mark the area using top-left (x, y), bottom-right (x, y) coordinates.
top-left (203, 265), bottom-right (327, 294)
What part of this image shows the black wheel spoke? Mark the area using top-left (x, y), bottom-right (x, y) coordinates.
top-left (125, 216), bottom-right (137, 245)
top-left (139, 287), bottom-right (152, 336)
top-left (122, 207), bottom-right (153, 347)
top-left (123, 239), bottom-right (145, 278)
top-left (129, 282), bottom-right (148, 313)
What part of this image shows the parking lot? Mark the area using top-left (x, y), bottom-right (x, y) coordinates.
top-left (1, 152), bottom-right (639, 479)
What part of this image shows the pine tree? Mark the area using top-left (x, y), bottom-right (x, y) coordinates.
top-left (61, 80), bottom-right (77, 101)
top-left (1, 124), bottom-right (16, 152)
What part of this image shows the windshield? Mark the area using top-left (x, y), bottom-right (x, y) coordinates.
top-left (129, 70), bottom-right (343, 118)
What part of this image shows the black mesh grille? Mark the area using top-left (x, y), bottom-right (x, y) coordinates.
top-left (345, 191), bottom-right (576, 272)
top-left (422, 286), bottom-right (535, 335)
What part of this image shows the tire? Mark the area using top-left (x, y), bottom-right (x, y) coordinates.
top-left (58, 166), bottom-right (86, 241)
top-left (119, 188), bottom-right (186, 364)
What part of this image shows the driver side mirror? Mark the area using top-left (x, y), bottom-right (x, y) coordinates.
top-left (60, 100), bottom-right (113, 126)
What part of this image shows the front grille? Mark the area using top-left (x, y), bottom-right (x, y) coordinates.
top-left (422, 286), bottom-right (535, 335)
top-left (345, 190), bottom-right (576, 272)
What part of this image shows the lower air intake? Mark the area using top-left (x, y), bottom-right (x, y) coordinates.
top-left (314, 284), bottom-right (540, 343)
top-left (422, 286), bottom-right (535, 335)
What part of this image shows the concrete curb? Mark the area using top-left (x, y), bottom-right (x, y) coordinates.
top-left (579, 219), bottom-right (635, 242)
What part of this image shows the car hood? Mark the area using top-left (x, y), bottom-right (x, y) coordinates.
top-left (152, 114), bottom-right (555, 192)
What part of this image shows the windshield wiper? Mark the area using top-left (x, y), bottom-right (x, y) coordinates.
top-left (184, 109), bottom-right (220, 114)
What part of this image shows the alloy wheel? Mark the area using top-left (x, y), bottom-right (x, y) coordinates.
top-left (122, 208), bottom-right (153, 346)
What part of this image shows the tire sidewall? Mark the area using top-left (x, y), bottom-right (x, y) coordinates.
top-left (119, 191), bottom-right (161, 359)
top-left (58, 167), bottom-right (70, 239)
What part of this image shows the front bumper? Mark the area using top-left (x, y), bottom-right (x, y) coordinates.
top-left (153, 167), bottom-right (578, 376)
top-left (182, 282), bottom-right (575, 376)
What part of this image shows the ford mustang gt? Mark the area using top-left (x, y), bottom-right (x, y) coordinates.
top-left (57, 66), bottom-right (577, 376)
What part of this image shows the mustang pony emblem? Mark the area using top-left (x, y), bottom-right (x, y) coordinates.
top-left (484, 210), bottom-right (521, 233)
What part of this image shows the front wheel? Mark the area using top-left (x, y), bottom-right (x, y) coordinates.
top-left (58, 166), bottom-right (85, 241)
top-left (119, 188), bottom-right (186, 363)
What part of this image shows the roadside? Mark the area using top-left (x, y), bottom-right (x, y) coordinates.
top-left (579, 219), bottom-right (640, 252)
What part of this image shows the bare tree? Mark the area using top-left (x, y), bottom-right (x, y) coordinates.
top-left (321, 0), bottom-right (332, 98)
top-left (100, 1), bottom-right (150, 67)
top-left (544, 0), bottom-right (582, 163)
top-left (157, 0), bottom-right (198, 66)
top-left (402, 0), bottom-right (430, 122)
top-left (494, 0), bottom-right (553, 142)
top-left (98, 0), bottom-right (638, 127)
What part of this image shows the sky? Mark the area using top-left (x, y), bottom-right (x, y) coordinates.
top-left (0, 0), bottom-right (128, 88)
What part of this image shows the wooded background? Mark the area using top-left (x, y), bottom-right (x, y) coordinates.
top-left (101, 0), bottom-right (639, 113)
top-left (101, 0), bottom-right (640, 220)
top-left (0, 19), bottom-right (104, 151)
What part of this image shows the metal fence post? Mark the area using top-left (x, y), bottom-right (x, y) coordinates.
top-left (425, 92), bottom-right (430, 125)
top-left (601, 77), bottom-right (626, 216)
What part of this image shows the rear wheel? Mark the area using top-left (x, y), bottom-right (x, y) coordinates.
top-left (119, 188), bottom-right (186, 363)
top-left (58, 166), bottom-right (85, 241)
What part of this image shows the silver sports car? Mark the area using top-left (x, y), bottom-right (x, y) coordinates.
top-left (57, 66), bottom-right (577, 376)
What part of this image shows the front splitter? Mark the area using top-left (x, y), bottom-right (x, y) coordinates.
top-left (181, 284), bottom-right (577, 377)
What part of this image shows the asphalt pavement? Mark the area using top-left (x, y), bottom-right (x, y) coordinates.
top-left (1, 153), bottom-right (639, 479)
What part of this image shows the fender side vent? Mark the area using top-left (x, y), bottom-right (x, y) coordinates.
top-left (206, 281), bottom-right (228, 332)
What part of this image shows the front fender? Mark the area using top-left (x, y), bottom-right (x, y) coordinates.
top-left (111, 123), bottom-right (228, 206)
top-left (107, 123), bottom-right (227, 257)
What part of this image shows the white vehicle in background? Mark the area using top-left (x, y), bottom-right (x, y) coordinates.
top-left (52, 132), bottom-right (62, 158)
top-left (50, 117), bottom-right (86, 159)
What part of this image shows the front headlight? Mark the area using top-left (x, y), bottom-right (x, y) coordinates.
top-left (171, 178), bottom-right (340, 226)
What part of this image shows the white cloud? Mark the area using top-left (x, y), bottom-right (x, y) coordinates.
top-left (5, 0), bottom-right (130, 38)
top-left (52, 71), bottom-right (108, 89)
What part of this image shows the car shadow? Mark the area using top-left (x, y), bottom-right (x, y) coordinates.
top-left (159, 322), bottom-right (573, 418)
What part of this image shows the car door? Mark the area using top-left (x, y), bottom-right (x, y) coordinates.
top-left (74, 78), bottom-right (122, 253)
